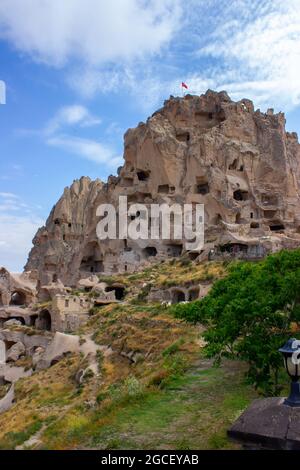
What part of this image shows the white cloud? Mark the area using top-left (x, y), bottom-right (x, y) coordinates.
top-left (0, 0), bottom-right (182, 111)
top-left (68, 68), bottom-right (125, 99)
top-left (17, 103), bottom-right (120, 168)
top-left (43, 105), bottom-right (122, 167)
top-left (45, 104), bottom-right (101, 135)
top-left (1, 0), bottom-right (299, 112)
top-left (0, 0), bottom-right (181, 67)
top-left (196, 0), bottom-right (300, 110)
top-left (0, 193), bottom-right (44, 272)
top-left (47, 135), bottom-right (122, 167)
top-left (0, 213), bottom-right (44, 272)
top-left (0, 192), bottom-right (19, 199)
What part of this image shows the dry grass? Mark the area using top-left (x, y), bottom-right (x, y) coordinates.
top-left (94, 259), bottom-right (226, 304)
top-left (0, 260), bottom-right (241, 450)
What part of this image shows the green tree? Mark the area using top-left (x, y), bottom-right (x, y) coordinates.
top-left (172, 249), bottom-right (300, 394)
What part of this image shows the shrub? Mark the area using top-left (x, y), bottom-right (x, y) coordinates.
top-left (163, 352), bottom-right (189, 378)
top-left (108, 376), bottom-right (144, 403)
top-left (124, 376), bottom-right (144, 397)
top-left (96, 391), bottom-right (108, 404)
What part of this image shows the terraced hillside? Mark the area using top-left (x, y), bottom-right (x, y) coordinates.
top-left (0, 259), bottom-right (260, 450)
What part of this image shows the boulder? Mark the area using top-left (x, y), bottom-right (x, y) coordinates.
top-left (0, 385), bottom-right (14, 414)
top-left (4, 319), bottom-right (22, 327)
top-left (32, 346), bottom-right (45, 367)
top-left (36, 332), bottom-right (80, 370)
top-left (6, 342), bottom-right (25, 362)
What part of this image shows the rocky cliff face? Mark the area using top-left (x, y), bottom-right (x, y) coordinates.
top-left (25, 90), bottom-right (300, 286)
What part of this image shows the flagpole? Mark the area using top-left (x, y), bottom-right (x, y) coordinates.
top-left (181, 82), bottom-right (188, 97)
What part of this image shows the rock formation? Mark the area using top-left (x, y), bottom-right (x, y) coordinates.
top-left (25, 90), bottom-right (300, 287)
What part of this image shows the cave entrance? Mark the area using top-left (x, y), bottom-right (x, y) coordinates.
top-left (38, 309), bottom-right (52, 331)
top-left (105, 285), bottom-right (125, 301)
top-left (29, 314), bottom-right (38, 327)
top-left (158, 184), bottom-right (170, 194)
top-left (10, 291), bottom-right (26, 306)
top-left (143, 246), bottom-right (157, 258)
top-left (176, 132), bottom-right (190, 142)
top-left (166, 244), bottom-right (183, 257)
top-left (195, 182), bottom-right (209, 195)
top-left (270, 223), bottom-right (285, 232)
top-left (172, 290), bottom-right (186, 304)
top-left (188, 287), bottom-right (200, 301)
top-left (195, 176), bottom-right (209, 195)
top-left (188, 252), bottom-right (200, 261)
top-left (80, 242), bottom-right (104, 273)
top-left (137, 170), bottom-right (150, 181)
top-left (220, 243), bottom-right (248, 255)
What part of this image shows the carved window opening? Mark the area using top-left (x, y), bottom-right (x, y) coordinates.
top-left (220, 243), bottom-right (248, 254)
top-left (233, 190), bottom-right (249, 201)
top-left (250, 222), bottom-right (260, 229)
top-left (176, 131), bottom-right (190, 142)
top-left (137, 170), bottom-right (150, 181)
top-left (158, 184), bottom-right (170, 194)
top-left (269, 223), bottom-right (285, 232)
top-left (166, 244), bottom-right (183, 257)
top-left (195, 182), bottom-right (209, 195)
top-left (143, 246), bottom-right (157, 258)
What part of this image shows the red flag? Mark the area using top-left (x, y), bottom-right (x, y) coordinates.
top-left (181, 82), bottom-right (188, 89)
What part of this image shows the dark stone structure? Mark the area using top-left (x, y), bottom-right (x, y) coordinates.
top-left (228, 397), bottom-right (300, 450)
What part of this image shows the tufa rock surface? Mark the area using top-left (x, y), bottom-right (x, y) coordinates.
top-left (25, 90), bottom-right (300, 286)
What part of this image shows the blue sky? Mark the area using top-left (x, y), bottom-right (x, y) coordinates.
top-left (0, 0), bottom-right (300, 271)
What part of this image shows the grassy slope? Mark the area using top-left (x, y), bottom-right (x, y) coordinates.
top-left (0, 260), bottom-right (258, 450)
